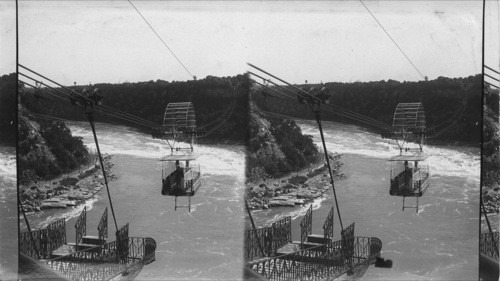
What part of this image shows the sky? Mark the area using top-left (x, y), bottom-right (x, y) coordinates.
top-left (0, 1), bottom-right (499, 85)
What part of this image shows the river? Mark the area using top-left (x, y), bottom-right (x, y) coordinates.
top-left (0, 145), bottom-right (17, 280)
top-left (251, 120), bottom-right (480, 281)
top-left (23, 122), bottom-right (246, 280)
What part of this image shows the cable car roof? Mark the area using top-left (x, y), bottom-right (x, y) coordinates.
top-left (160, 154), bottom-right (199, 161)
top-left (163, 102), bottom-right (196, 130)
top-left (389, 154), bottom-right (428, 161)
top-left (392, 102), bottom-right (426, 131)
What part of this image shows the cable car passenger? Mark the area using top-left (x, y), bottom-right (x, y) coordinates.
top-left (174, 160), bottom-right (184, 194)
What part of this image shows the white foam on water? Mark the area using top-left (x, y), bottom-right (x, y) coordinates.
top-left (261, 195), bottom-right (329, 226)
top-left (67, 123), bottom-right (246, 183)
top-left (0, 147), bottom-right (16, 184)
top-left (297, 120), bottom-right (480, 186)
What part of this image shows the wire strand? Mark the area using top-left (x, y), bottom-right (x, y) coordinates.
top-left (128, 0), bottom-right (194, 79)
top-left (359, 0), bottom-right (425, 80)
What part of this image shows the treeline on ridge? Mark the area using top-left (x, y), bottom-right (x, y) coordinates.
top-left (252, 75), bottom-right (482, 145)
top-left (20, 74), bottom-right (249, 144)
top-left (0, 73), bottom-right (16, 146)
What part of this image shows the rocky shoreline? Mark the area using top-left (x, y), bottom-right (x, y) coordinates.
top-left (20, 154), bottom-right (115, 213)
top-left (246, 152), bottom-right (345, 210)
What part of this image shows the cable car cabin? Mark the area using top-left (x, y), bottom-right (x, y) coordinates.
top-left (160, 154), bottom-right (201, 211)
top-left (389, 154), bottom-right (430, 212)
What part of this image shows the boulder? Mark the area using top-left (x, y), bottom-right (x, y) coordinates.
top-left (268, 200), bottom-right (295, 207)
top-left (289, 175), bottom-right (308, 185)
top-left (67, 191), bottom-right (84, 201)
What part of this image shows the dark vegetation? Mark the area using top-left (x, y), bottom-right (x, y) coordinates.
top-left (18, 74), bottom-right (249, 184)
top-left (247, 103), bottom-right (321, 181)
top-left (20, 74), bottom-right (249, 144)
top-left (0, 73), bottom-right (16, 146)
top-left (18, 115), bottom-right (90, 185)
top-left (268, 119), bottom-right (320, 171)
top-left (253, 75), bottom-right (482, 146)
top-left (482, 86), bottom-right (499, 213)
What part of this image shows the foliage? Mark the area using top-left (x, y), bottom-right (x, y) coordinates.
top-left (269, 118), bottom-right (319, 171)
top-left (18, 116), bottom-right (90, 184)
top-left (0, 73), bottom-right (17, 145)
top-left (253, 75), bottom-right (482, 145)
top-left (482, 87), bottom-right (499, 188)
top-left (246, 110), bottom-right (320, 181)
top-left (40, 121), bottom-right (89, 172)
top-left (19, 74), bottom-right (249, 144)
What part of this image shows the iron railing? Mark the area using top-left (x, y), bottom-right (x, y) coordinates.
top-left (98, 207), bottom-right (108, 242)
top-left (323, 207), bottom-right (334, 241)
top-left (341, 223), bottom-right (355, 269)
top-left (19, 218), bottom-right (66, 259)
top-left (19, 227), bottom-right (46, 259)
top-left (480, 231), bottom-right (499, 260)
top-left (75, 206), bottom-right (87, 247)
top-left (46, 218), bottom-right (67, 255)
top-left (300, 205), bottom-right (313, 244)
top-left (116, 223), bottom-right (130, 263)
top-left (247, 236), bottom-right (381, 281)
top-left (244, 216), bottom-right (292, 261)
top-left (45, 236), bottom-right (156, 281)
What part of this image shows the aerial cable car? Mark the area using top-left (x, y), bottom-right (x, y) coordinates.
top-left (153, 102), bottom-right (203, 212)
top-left (386, 102), bottom-right (430, 212)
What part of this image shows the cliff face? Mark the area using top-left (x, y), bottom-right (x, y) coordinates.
top-left (246, 102), bottom-right (321, 182)
top-left (18, 107), bottom-right (90, 185)
top-left (247, 105), bottom-right (288, 182)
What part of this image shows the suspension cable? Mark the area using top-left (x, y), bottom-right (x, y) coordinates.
top-left (19, 65), bottom-right (161, 128)
top-left (248, 66), bottom-right (346, 231)
top-left (127, 0), bottom-right (194, 79)
top-left (248, 64), bottom-right (394, 130)
top-left (19, 73), bottom-right (162, 129)
top-left (251, 77), bottom-right (393, 131)
top-left (20, 79), bottom-right (160, 130)
top-left (19, 71), bottom-right (122, 232)
top-left (359, 0), bottom-right (425, 80)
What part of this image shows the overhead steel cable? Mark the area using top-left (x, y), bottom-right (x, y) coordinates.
top-left (427, 92), bottom-right (468, 131)
top-left (251, 79), bottom-right (393, 130)
top-left (248, 67), bottom-right (347, 231)
top-left (20, 76), bottom-right (160, 129)
top-left (251, 78), bottom-right (392, 131)
top-left (204, 95), bottom-right (237, 137)
top-left (485, 81), bottom-right (499, 89)
top-left (250, 73), bottom-right (392, 131)
top-left (198, 93), bottom-right (237, 131)
top-left (484, 73), bottom-right (499, 83)
top-left (248, 64), bottom-right (394, 130)
top-left (20, 80), bottom-right (160, 132)
top-left (249, 70), bottom-right (393, 131)
top-left (19, 64), bottom-right (161, 128)
top-left (127, 0), bottom-right (194, 80)
top-left (19, 81), bottom-right (119, 232)
top-left (359, 0), bottom-right (425, 80)
top-left (485, 64), bottom-right (500, 75)
top-left (19, 65), bottom-right (162, 128)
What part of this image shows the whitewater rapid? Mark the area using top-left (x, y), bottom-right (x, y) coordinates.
top-left (252, 119), bottom-right (480, 281)
top-left (65, 122), bottom-right (246, 280)
top-left (0, 146), bottom-right (17, 280)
